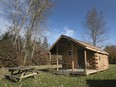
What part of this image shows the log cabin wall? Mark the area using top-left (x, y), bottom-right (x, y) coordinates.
top-left (62, 42), bottom-right (97, 69)
top-left (95, 53), bottom-right (109, 70)
top-left (62, 42), bottom-right (78, 69)
top-left (86, 50), bottom-right (95, 69)
top-left (57, 42), bottom-right (109, 70)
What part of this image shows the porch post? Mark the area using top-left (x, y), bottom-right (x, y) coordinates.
top-left (71, 42), bottom-right (74, 72)
top-left (56, 44), bottom-right (59, 71)
top-left (72, 61), bottom-right (74, 72)
top-left (48, 52), bottom-right (51, 70)
top-left (84, 49), bottom-right (87, 75)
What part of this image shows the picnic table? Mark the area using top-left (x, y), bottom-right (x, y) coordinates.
top-left (5, 66), bottom-right (37, 82)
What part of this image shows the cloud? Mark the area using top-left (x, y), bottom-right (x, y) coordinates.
top-left (62, 26), bottom-right (74, 36)
top-left (46, 26), bottom-right (75, 44)
top-left (46, 30), bottom-right (60, 44)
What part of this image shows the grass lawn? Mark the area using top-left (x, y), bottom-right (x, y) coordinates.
top-left (0, 64), bottom-right (116, 87)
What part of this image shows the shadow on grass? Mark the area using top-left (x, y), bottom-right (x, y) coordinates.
top-left (5, 76), bottom-right (18, 83)
top-left (5, 75), bottom-right (35, 83)
top-left (86, 79), bottom-right (116, 87)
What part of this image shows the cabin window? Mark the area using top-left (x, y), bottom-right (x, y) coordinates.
top-left (68, 50), bottom-right (74, 56)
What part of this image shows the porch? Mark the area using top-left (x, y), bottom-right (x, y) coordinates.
top-left (48, 47), bottom-right (97, 76)
top-left (50, 68), bottom-right (104, 75)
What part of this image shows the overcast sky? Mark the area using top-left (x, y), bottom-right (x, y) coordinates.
top-left (0, 0), bottom-right (116, 45)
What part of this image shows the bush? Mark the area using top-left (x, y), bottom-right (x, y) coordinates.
top-left (0, 40), bottom-right (23, 68)
top-left (25, 51), bottom-right (49, 66)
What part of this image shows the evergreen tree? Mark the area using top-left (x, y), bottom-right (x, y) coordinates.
top-left (38, 37), bottom-right (42, 45)
top-left (42, 37), bottom-right (48, 50)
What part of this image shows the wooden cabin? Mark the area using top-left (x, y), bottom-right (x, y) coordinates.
top-left (48, 35), bottom-right (109, 75)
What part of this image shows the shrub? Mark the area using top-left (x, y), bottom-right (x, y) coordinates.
top-left (0, 40), bottom-right (23, 68)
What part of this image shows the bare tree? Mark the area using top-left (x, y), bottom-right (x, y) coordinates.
top-left (1, 0), bottom-right (53, 64)
top-left (2, 0), bottom-right (52, 44)
top-left (83, 8), bottom-right (107, 46)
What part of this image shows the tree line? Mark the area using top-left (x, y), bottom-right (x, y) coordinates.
top-left (104, 45), bottom-right (116, 64)
top-left (0, 31), bottom-right (50, 68)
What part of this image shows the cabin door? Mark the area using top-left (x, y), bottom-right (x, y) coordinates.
top-left (78, 49), bottom-right (85, 69)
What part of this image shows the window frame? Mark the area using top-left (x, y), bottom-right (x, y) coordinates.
top-left (68, 50), bottom-right (74, 57)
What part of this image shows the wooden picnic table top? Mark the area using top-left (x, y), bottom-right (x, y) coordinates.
top-left (7, 66), bottom-right (35, 71)
top-left (6, 66), bottom-right (37, 82)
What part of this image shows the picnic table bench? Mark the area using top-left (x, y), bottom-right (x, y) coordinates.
top-left (5, 66), bottom-right (37, 82)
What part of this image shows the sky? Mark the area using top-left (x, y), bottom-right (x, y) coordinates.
top-left (46, 0), bottom-right (116, 45)
top-left (0, 0), bottom-right (116, 46)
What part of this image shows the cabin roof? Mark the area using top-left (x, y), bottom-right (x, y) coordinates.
top-left (49, 35), bottom-right (108, 55)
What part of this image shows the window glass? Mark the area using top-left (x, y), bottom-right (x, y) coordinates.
top-left (68, 50), bottom-right (73, 56)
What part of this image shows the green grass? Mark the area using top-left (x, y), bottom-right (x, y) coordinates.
top-left (0, 65), bottom-right (116, 87)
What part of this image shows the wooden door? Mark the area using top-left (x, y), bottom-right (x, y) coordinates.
top-left (78, 49), bottom-right (85, 69)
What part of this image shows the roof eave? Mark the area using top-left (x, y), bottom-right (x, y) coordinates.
top-left (86, 46), bottom-right (109, 55)
top-left (48, 35), bottom-right (63, 52)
